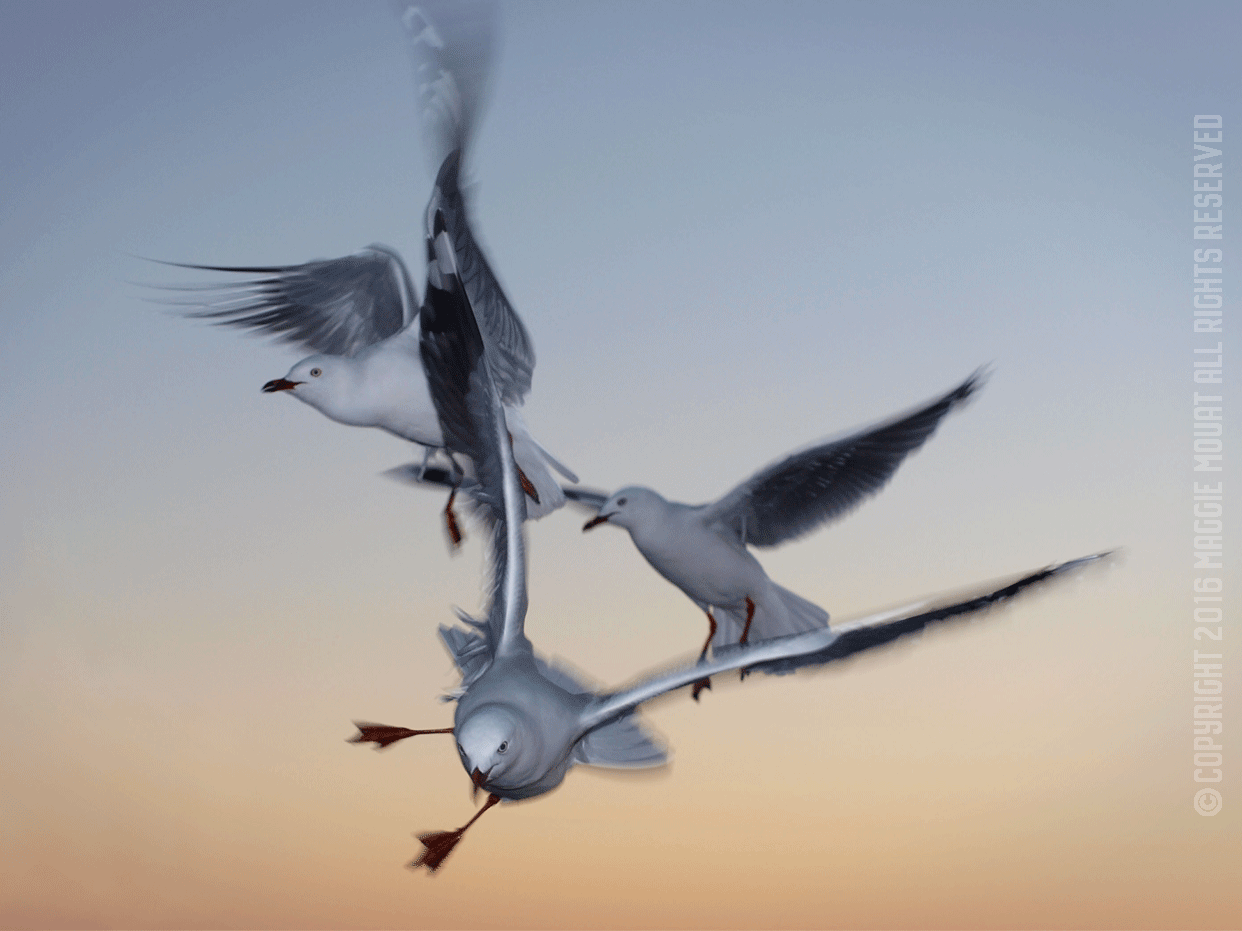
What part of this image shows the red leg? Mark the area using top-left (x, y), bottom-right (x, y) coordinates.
top-left (739, 596), bottom-right (757, 680)
top-left (349, 722), bottom-right (453, 750)
top-left (739, 597), bottom-right (756, 644)
top-left (506, 432), bottom-right (541, 504)
top-left (517, 467), bottom-right (541, 504)
top-left (691, 609), bottom-right (717, 701)
top-left (410, 793), bottom-right (501, 873)
top-left (443, 487), bottom-right (464, 548)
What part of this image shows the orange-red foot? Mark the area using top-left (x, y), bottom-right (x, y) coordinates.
top-left (410, 827), bottom-right (465, 873)
top-left (349, 722), bottom-right (453, 749)
top-left (409, 794), bottom-right (500, 874)
top-left (691, 677), bottom-right (712, 701)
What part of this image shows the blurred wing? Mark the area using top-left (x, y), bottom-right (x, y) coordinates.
top-left (398, 1), bottom-right (534, 406)
top-left (439, 615), bottom-right (492, 690)
top-left (427, 151), bottom-right (535, 405)
top-left (419, 227), bottom-right (529, 655)
top-left (152, 245), bottom-right (417, 357)
top-left (579, 552), bottom-right (1111, 731)
top-left (563, 486), bottom-right (609, 512)
top-left (703, 369), bottom-right (985, 548)
top-left (383, 463), bottom-right (464, 490)
top-left (396, 0), bottom-right (497, 175)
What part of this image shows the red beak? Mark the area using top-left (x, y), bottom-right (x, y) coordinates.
top-left (470, 766), bottom-right (491, 801)
top-left (582, 514), bottom-right (610, 531)
top-left (262, 378), bottom-right (301, 393)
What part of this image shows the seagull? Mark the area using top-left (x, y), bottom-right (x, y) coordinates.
top-left (346, 262), bottom-right (1108, 872)
top-left (577, 370), bottom-right (984, 697)
top-left (152, 0), bottom-right (575, 540)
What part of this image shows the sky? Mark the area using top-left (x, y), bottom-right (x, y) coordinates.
top-left (0, 1), bottom-right (1238, 928)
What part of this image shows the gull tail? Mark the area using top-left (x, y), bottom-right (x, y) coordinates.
top-left (505, 407), bottom-right (572, 519)
top-left (712, 584), bottom-right (830, 652)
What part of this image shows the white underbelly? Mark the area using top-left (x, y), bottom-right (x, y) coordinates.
top-left (638, 529), bottom-right (763, 608)
top-left (359, 344), bottom-right (444, 447)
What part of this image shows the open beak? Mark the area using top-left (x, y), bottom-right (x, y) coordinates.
top-left (262, 378), bottom-right (301, 393)
top-left (582, 514), bottom-right (610, 531)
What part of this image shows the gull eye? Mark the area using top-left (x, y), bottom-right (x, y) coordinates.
top-left (309, 367), bottom-right (322, 377)
top-left (498, 741), bottom-right (508, 754)
top-left (616, 497), bottom-right (627, 507)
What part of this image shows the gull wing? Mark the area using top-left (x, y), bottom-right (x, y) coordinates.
top-left (562, 486), bottom-right (609, 512)
top-left (578, 552), bottom-right (1111, 732)
top-left (150, 245), bottom-right (417, 358)
top-left (397, 0), bottom-right (497, 175)
top-left (419, 227), bottom-right (529, 656)
top-left (702, 369), bottom-right (985, 548)
top-left (402, 0), bottom-right (536, 407)
top-left (427, 150), bottom-right (536, 406)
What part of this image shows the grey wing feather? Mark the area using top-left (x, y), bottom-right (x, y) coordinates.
top-left (419, 231), bottom-right (492, 462)
top-left (562, 486), bottom-right (609, 512)
top-left (439, 618), bottom-right (492, 689)
top-left (704, 369), bottom-right (986, 548)
top-left (573, 716), bottom-right (668, 770)
top-left (400, 0), bottom-right (534, 405)
top-left (150, 245), bottom-right (416, 357)
top-left (579, 551), bottom-right (1111, 731)
top-left (428, 151), bottom-right (536, 405)
top-left (419, 228), bottom-right (529, 654)
top-left (534, 655), bottom-right (668, 770)
top-left (396, 0), bottom-right (497, 176)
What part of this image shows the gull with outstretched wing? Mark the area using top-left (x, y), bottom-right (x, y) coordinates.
top-left (151, 1), bottom-right (574, 537)
top-left (578, 370), bottom-right (984, 696)
top-left (348, 269), bottom-right (1107, 872)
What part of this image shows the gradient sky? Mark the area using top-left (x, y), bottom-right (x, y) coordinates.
top-left (1, 1), bottom-right (1238, 928)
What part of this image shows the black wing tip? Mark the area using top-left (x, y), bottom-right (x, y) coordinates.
top-left (1045, 548), bottom-right (1119, 577)
top-left (952, 548), bottom-right (1116, 614)
top-left (434, 148), bottom-right (465, 194)
top-left (382, 463), bottom-right (458, 488)
top-left (950, 364), bottom-right (992, 406)
top-left (136, 256), bottom-right (295, 275)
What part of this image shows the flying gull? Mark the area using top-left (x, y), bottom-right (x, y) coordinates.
top-left (151, 0), bottom-right (575, 540)
top-left (348, 259), bottom-right (1106, 872)
top-left (576, 371), bottom-right (983, 695)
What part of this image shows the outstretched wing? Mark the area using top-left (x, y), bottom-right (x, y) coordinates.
top-left (427, 150), bottom-right (536, 406)
top-left (703, 369), bottom-right (985, 548)
top-left (400, 1), bottom-right (536, 406)
top-left (579, 552), bottom-right (1111, 732)
top-left (397, 0), bottom-right (497, 176)
top-left (419, 226), bottom-right (529, 656)
top-left (151, 245), bottom-right (417, 357)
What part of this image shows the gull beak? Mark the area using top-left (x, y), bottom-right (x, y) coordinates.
top-left (582, 513), bottom-right (610, 531)
top-left (470, 766), bottom-right (491, 802)
top-left (262, 378), bottom-right (301, 393)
